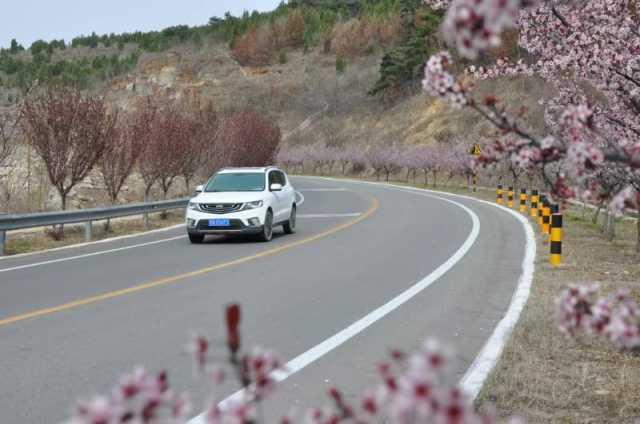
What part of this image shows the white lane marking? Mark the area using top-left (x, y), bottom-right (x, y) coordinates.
top-left (298, 188), bottom-right (349, 192)
top-left (0, 235), bottom-right (186, 274)
top-left (188, 191), bottom-right (480, 423)
top-left (456, 197), bottom-right (535, 399)
top-left (306, 177), bottom-right (536, 400)
top-left (0, 224), bottom-right (186, 262)
top-left (298, 213), bottom-right (362, 218)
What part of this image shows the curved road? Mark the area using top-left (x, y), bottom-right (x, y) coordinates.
top-left (0, 177), bottom-right (527, 423)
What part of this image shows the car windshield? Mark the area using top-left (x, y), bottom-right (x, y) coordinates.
top-left (204, 173), bottom-right (265, 192)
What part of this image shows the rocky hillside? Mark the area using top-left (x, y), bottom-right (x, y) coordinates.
top-left (0, 0), bottom-right (550, 213)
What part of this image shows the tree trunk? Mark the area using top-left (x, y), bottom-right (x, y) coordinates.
top-left (606, 211), bottom-right (616, 241)
top-left (601, 209), bottom-right (608, 234)
top-left (592, 204), bottom-right (602, 224)
top-left (144, 188), bottom-right (152, 229)
top-left (385, 169), bottom-right (390, 182)
top-left (432, 171), bottom-right (438, 188)
top-left (57, 192), bottom-right (67, 239)
top-left (423, 170), bottom-right (428, 187)
top-left (636, 207), bottom-right (640, 254)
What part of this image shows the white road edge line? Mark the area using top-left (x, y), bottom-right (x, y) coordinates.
top-left (298, 188), bottom-right (350, 192)
top-left (298, 213), bottom-right (362, 218)
top-left (305, 176), bottom-right (536, 400)
top-left (0, 235), bottom-right (186, 273)
top-left (295, 191), bottom-right (305, 207)
top-left (0, 223), bottom-right (186, 262)
top-left (456, 195), bottom-right (535, 399)
top-left (188, 187), bottom-right (481, 423)
top-left (0, 191), bottom-right (304, 265)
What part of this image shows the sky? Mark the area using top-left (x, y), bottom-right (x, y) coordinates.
top-left (0, 0), bottom-right (282, 48)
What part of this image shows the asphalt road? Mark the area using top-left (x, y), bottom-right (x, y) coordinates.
top-left (0, 177), bottom-right (526, 423)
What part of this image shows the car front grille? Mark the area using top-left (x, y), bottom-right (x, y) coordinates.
top-left (199, 203), bottom-right (242, 214)
top-left (197, 219), bottom-right (245, 231)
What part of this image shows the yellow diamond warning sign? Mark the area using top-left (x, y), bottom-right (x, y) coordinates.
top-left (470, 144), bottom-right (482, 156)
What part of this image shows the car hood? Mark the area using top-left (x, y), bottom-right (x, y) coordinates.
top-left (193, 192), bottom-right (266, 204)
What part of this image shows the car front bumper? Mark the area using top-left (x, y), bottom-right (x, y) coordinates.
top-left (185, 208), bottom-right (266, 235)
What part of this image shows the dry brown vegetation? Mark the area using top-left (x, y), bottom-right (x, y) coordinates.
top-left (473, 199), bottom-right (640, 423)
top-left (331, 16), bottom-right (402, 58)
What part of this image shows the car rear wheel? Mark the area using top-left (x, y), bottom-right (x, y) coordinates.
top-left (188, 233), bottom-right (205, 244)
top-left (258, 210), bottom-right (273, 242)
top-left (283, 205), bottom-right (296, 234)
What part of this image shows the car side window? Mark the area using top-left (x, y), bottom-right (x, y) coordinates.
top-left (269, 171), bottom-right (284, 189)
top-left (277, 171), bottom-right (287, 186)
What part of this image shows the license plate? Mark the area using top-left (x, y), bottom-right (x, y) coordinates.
top-left (210, 219), bottom-right (230, 227)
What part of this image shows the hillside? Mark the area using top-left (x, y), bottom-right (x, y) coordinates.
top-left (0, 0), bottom-right (549, 213)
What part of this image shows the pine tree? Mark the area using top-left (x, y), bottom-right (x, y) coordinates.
top-left (369, 2), bottom-right (442, 102)
top-left (10, 39), bottom-right (24, 54)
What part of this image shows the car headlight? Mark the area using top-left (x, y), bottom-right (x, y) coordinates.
top-left (242, 200), bottom-right (263, 210)
top-left (188, 201), bottom-right (200, 211)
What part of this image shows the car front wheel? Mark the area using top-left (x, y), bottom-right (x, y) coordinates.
top-left (283, 205), bottom-right (296, 234)
top-left (189, 233), bottom-right (205, 244)
top-left (258, 210), bottom-right (273, 242)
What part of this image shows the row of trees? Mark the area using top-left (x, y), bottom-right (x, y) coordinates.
top-left (421, 0), bottom-right (640, 251)
top-left (0, 49), bottom-right (141, 91)
top-left (277, 140), bottom-right (477, 186)
top-left (230, 4), bottom-right (403, 67)
top-left (0, 88), bottom-right (281, 232)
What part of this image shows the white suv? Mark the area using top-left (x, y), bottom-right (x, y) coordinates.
top-left (186, 167), bottom-right (297, 243)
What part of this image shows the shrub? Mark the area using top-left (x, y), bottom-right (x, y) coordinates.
top-left (331, 19), bottom-right (375, 58)
top-left (231, 26), bottom-right (275, 67)
top-left (285, 9), bottom-right (306, 48)
top-left (220, 110), bottom-right (281, 167)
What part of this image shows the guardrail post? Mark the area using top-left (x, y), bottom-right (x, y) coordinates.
top-left (508, 186), bottom-right (514, 208)
top-left (144, 212), bottom-right (150, 229)
top-left (85, 221), bottom-right (92, 243)
top-left (550, 211), bottom-right (563, 266)
top-left (472, 175), bottom-right (477, 192)
top-left (0, 230), bottom-right (5, 256)
top-left (530, 189), bottom-right (539, 218)
top-left (520, 188), bottom-right (527, 213)
top-left (497, 184), bottom-right (503, 204)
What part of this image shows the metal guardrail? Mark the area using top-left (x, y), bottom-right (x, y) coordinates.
top-left (0, 198), bottom-right (189, 256)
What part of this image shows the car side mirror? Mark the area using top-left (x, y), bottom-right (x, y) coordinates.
top-left (195, 185), bottom-right (204, 194)
top-left (270, 183), bottom-right (283, 192)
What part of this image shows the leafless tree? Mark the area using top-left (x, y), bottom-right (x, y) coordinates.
top-left (0, 106), bottom-right (20, 168)
top-left (22, 88), bottom-right (116, 235)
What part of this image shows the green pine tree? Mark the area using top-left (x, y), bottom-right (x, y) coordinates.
top-left (369, 3), bottom-right (442, 102)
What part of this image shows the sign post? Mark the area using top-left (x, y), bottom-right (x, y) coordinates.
top-left (470, 144), bottom-right (481, 192)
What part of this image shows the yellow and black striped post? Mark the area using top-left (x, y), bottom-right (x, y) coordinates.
top-left (550, 210), bottom-right (563, 266)
top-left (472, 174), bottom-right (477, 192)
top-left (497, 184), bottom-right (503, 204)
top-left (542, 202), bottom-right (552, 236)
top-left (519, 188), bottom-right (527, 213)
top-left (508, 186), bottom-right (514, 208)
top-left (538, 195), bottom-right (547, 228)
top-left (530, 189), bottom-right (539, 218)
